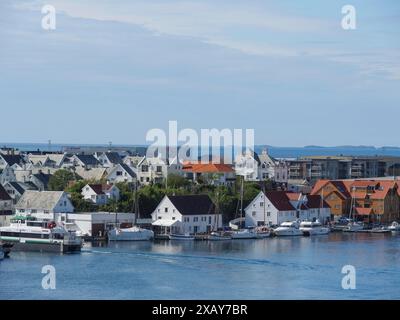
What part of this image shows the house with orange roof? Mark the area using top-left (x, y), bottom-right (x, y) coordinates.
top-left (311, 179), bottom-right (400, 223)
top-left (182, 162), bottom-right (236, 186)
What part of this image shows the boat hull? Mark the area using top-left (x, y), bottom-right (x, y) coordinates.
top-left (169, 235), bottom-right (195, 241)
top-left (108, 228), bottom-right (154, 241)
top-left (274, 229), bottom-right (303, 237)
top-left (4, 240), bottom-right (81, 253)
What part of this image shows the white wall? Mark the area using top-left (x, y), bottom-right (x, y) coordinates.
top-left (245, 192), bottom-right (297, 227)
top-left (152, 196), bottom-right (222, 234)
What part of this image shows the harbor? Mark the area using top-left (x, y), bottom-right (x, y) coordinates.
top-left (1, 232), bottom-right (399, 300)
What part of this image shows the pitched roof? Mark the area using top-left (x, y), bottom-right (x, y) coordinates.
top-left (105, 152), bottom-right (122, 164)
top-left (265, 191), bottom-right (296, 211)
top-left (168, 195), bottom-right (216, 215)
top-left (120, 163), bottom-right (137, 178)
top-left (1, 154), bottom-right (24, 166)
top-left (182, 163), bottom-right (234, 173)
top-left (286, 192), bottom-right (302, 201)
top-left (75, 167), bottom-right (108, 181)
top-left (32, 172), bottom-right (52, 187)
top-left (88, 184), bottom-right (104, 195)
top-left (8, 181), bottom-right (38, 195)
top-left (75, 154), bottom-right (99, 166)
top-left (305, 195), bottom-right (330, 209)
top-left (15, 191), bottom-right (66, 210)
top-left (0, 185), bottom-right (11, 201)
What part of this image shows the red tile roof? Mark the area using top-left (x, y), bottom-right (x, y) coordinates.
top-left (183, 163), bottom-right (234, 173)
top-left (265, 191), bottom-right (296, 211)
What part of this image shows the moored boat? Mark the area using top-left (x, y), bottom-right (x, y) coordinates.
top-left (388, 221), bottom-right (400, 231)
top-left (207, 231), bottom-right (232, 241)
top-left (230, 228), bottom-right (258, 240)
top-left (0, 215), bottom-right (82, 253)
top-left (299, 220), bottom-right (330, 236)
top-left (169, 233), bottom-right (195, 241)
top-left (254, 226), bottom-right (271, 238)
top-left (342, 222), bottom-right (364, 233)
top-left (108, 226), bottom-right (154, 241)
top-left (369, 226), bottom-right (392, 234)
top-left (274, 221), bottom-right (303, 237)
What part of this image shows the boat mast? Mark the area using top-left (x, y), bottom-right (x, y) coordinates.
top-left (240, 175), bottom-right (244, 223)
top-left (134, 179), bottom-right (139, 225)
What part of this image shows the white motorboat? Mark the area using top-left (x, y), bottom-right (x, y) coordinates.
top-left (343, 222), bottom-right (364, 233)
top-left (388, 221), bottom-right (400, 231)
top-left (299, 220), bottom-right (330, 236)
top-left (108, 226), bottom-right (154, 241)
top-left (169, 233), bottom-right (195, 241)
top-left (274, 221), bottom-right (303, 237)
top-left (0, 215), bottom-right (82, 253)
top-left (230, 228), bottom-right (258, 240)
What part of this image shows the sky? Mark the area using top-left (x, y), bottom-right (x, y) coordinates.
top-left (0, 0), bottom-right (399, 147)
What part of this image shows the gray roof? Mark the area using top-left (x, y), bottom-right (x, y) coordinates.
top-left (8, 181), bottom-right (38, 195)
top-left (120, 163), bottom-right (137, 178)
top-left (16, 190), bottom-right (65, 210)
top-left (75, 154), bottom-right (100, 166)
top-left (105, 152), bottom-right (122, 164)
top-left (1, 154), bottom-right (24, 166)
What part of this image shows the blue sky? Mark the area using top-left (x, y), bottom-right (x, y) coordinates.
top-left (0, 0), bottom-right (399, 146)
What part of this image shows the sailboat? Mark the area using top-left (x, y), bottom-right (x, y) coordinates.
top-left (230, 176), bottom-right (258, 240)
top-left (108, 182), bottom-right (154, 241)
top-left (343, 187), bottom-right (364, 233)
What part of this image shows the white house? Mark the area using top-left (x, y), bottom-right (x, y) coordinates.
top-left (81, 183), bottom-right (120, 205)
top-left (0, 165), bottom-right (16, 185)
top-left (245, 191), bottom-right (331, 227)
top-left (245, 191), bottom-right (297, 227)
top-left (95, 152), bottom-right (122, 168)
top-left (15, 190), bottom-right (74, 220)
top-left (72, 154), bottom-right (100, 169)
top-left (235, 149), bottom-right (280, 181)
top-left (107, 163), bottom-right (137, 183)
top-left (0, 154), bottom-right (25, 171)
top-left (0, 185), bottom-right (13, 227)
top-left (151, 195), bottom-right (222, 235)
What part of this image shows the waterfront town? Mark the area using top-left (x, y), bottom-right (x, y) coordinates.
top-left (1, 144), bottom-right (400, 254)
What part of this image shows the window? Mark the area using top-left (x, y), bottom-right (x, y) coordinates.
top-left (193, 217), bottom-right (199, 222)
top-left (116, 171), bottom-right (123, 176)
top-left (252, 211), bottom-right (256, 217)
top-left (140, 177), bottom-right (144, 182)
top-left (209, 216), bottom-right (212, 224)
top-left (165, 208), bottom-right (168, 213)
top-left (31, 209), bottom-right (37, 213)
top-left (142, 165), bottom-right (149, 172)
top-left (172, 217), bottom-right (176, 220)
top-left (267, 212), bottom-right (271, 217)
top-left (146, 177), bottom-right (150, 182)
top-left (260, 202), bottom-right (264, 207)
top-left (156, 166), bottom-right (162, 173)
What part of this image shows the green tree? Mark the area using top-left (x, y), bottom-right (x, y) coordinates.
top-left (48, 169), bottom-right (78, 191)
top-left (166, 174), bottom-right (190, 189)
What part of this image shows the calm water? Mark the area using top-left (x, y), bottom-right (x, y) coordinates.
top-left (1, 233), bottom-right (400, 300)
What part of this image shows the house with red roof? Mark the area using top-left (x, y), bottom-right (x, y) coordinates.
top-left (182, 162), bottom-right (236, 186)
top-left (244, 191), bottom-right (331, 227)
